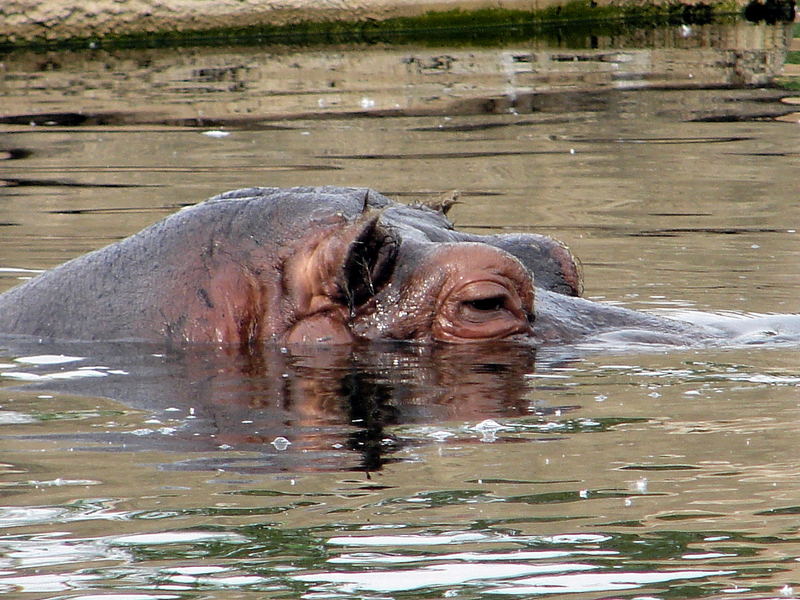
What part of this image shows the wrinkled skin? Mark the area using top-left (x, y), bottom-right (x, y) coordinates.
top-left (0, 186), bottom-right (789, 348)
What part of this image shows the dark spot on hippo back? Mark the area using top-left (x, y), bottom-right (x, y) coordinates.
top-left (197, 288), bottom-right (214, 309)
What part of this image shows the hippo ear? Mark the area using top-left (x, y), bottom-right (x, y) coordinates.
top-left (284, 213), bottom-right (399, 319)
top-left (340, 215), bottom-right (398, 309)
top-left (415, 190), bottom-right (461, 215)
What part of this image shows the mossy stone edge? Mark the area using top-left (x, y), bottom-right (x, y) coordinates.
top-left (0, 1), bottom-right (770, 53)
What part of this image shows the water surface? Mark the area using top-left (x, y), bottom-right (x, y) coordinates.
top-left (1, 19), bottom-right (800, 600)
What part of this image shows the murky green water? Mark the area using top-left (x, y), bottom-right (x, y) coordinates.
top-left (1, 19), bottom-right (800, 600)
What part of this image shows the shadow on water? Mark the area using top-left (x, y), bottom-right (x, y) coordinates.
top-left (0, 339), bottom-right (581, 473)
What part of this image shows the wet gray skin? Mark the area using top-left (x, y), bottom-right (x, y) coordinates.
top-left (0, 186), bottom-right (792, 348)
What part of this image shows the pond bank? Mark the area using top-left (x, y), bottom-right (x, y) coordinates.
top-left (1, 0), bottom-right (795, 49)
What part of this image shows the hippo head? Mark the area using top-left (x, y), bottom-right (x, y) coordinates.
top-left (160, 187), bottom-right (579, 347)
top-left (282, 216), bottom-right (537, 344)
top-left (0, 186), bottom-right (582, 346)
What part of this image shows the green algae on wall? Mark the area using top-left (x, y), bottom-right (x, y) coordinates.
top-left (775, 23), bottom-right (800, 91)
top-left (0, 1), bottom-right (757, 52)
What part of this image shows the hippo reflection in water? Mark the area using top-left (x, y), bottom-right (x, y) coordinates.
top-left (0, 186), bottom-right (797, 347)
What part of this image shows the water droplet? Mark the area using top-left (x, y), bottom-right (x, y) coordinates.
top-left (473, 419), bottom-right (504, 432)
top-left (272, 436), bottom-right (291, 451)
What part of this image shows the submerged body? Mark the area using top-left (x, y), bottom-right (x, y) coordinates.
top-left (0, 186), bottom-right (794, 348)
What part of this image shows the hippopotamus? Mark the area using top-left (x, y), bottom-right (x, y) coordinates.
top-left (0, 186), bottom-right (794, 348)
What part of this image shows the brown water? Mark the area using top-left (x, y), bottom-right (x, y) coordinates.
top-left (1, 20), bottom-right (800, 600)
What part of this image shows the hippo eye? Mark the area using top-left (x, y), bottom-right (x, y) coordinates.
top-left (464, 296), bottom-right (506, 312)
top-left (459, 293), bottom-right (513, 323)
top-left (433, 277), bottom-right (533, 342)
